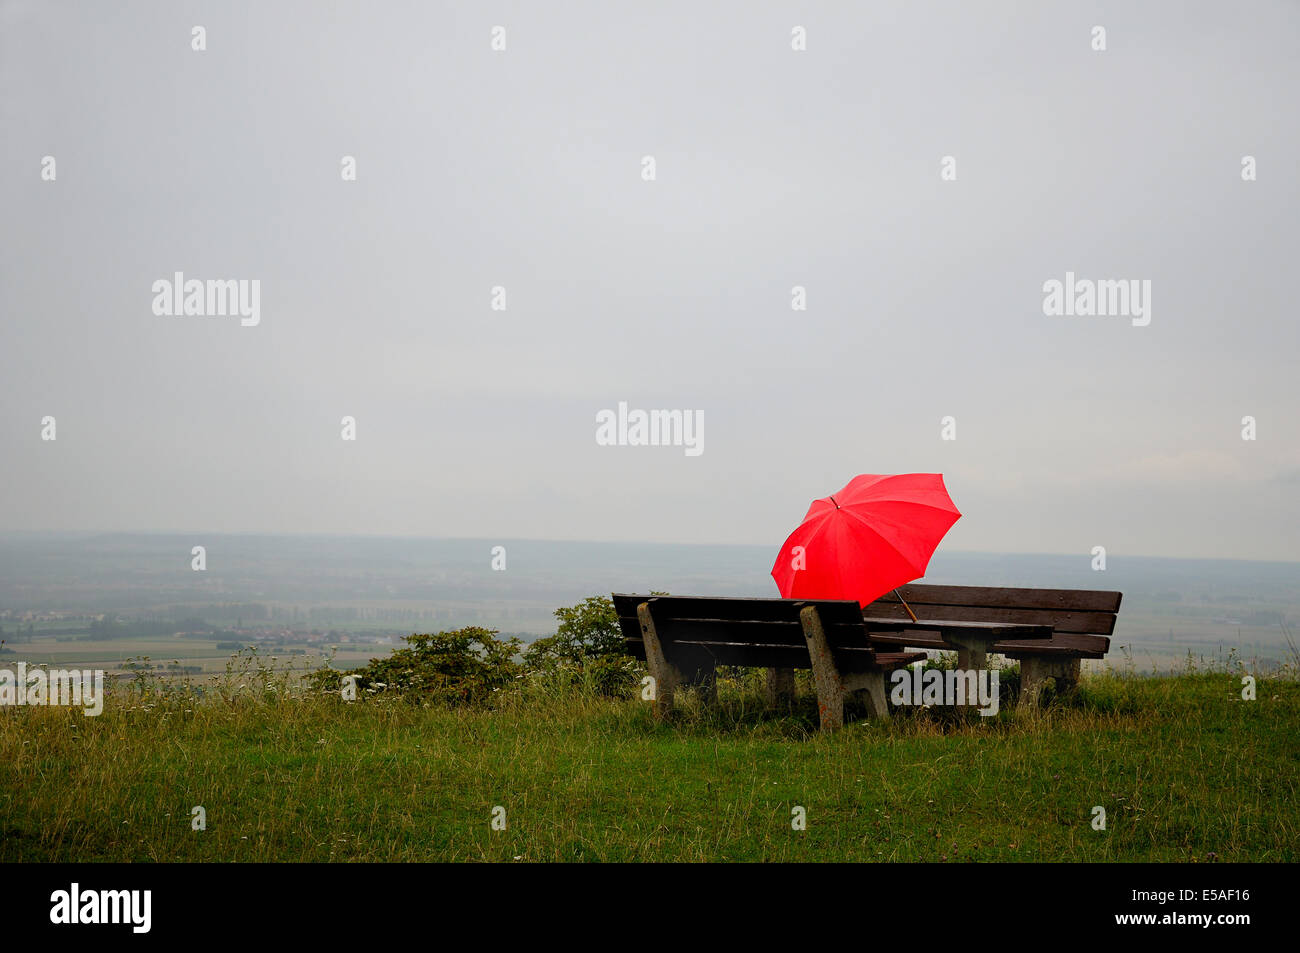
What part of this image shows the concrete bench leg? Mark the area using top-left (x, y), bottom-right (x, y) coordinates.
top-left (840, 670), bottom-right (891, 720)
top-left (637, 602), bottom-right (683, 719)
top-left (860, 670), bottom-right (890, 720)
top-left (766, 667), bottom-right (796, 709)
top-left (800, 606), bottom-right (844, 731)
top-left (946, 634), bottom-right (989, 672)
top-left (1018, 656), bottom-right (1082, 709)
top-left (1056, 657), bottom-right (1082, 695)
top-left (945, 634), bottom-right (992, 711)
top-left (1019, 656), bottom-right (1047, 709)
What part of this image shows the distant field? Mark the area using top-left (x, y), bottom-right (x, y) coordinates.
top-left (2, 670), bottom-right (1296, 862)
top-left (1, 635), bottom-right (381, 677)
top-left (1107, 608), bottom-right (1296, 670)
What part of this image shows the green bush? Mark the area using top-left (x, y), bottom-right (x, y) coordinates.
top-left (526, 596), bottom-right (624, 663)
top-left (308, 598), bottom-right (642, 705)
top-left (314, 626), bottom-right (523, 706)
top-left (523, 596), bottom-right (640, 697)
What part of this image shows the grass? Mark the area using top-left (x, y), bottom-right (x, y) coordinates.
top-left (1, 662), bottom-right (1297, 862)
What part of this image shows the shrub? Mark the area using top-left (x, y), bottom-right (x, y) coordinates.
top-left (523, 597), bottom-right (640, 696)
top-left (309, 600), bottom-right (642, 705)
top-left (320, 627), bottom-right (523, 706)
top-left (527, 596), bottom-right (625, 663)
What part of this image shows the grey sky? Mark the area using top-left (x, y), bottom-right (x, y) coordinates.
top-left (2, 1), bottom-right (1298, 561)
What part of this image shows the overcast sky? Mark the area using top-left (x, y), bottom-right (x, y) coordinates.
top-left (2, 1), bottom-right (1297, 561)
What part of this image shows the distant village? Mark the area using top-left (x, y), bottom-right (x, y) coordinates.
top-left (0, 608), bottom-right (400, 646)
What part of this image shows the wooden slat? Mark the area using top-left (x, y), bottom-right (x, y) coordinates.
top-left (879, 584), bottom-right (1122, 613)
top-left (996, 633), bottom-right (1110, 659)
top-left (650, 618), bottom-right (868, 648)
top-left (617, 617), bottom-right (829, 650)
top-left (677, 641), bottom-right (844, 670)
top-left (869, 630), bottom-right (1111, 660)
top-left (624, 639), bottom-right (887, 672)
top-left (614, 594), bottom-right (873, 652)
top-left (863, 618), bottom-right (1053, 639)
top-left (874, 651), bottom-right (928, 668)
top-left (862, 603), bottom-right (1117, 635)
top-left (867, 631), bottom-right (948, 651)
top-left (614, 593), bottom-right (865, 625)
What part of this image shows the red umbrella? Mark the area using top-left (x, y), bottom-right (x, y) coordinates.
top-left (770, 473), bottom-right (961, 610)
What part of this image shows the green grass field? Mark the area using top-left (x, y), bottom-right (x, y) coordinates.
top-left (2, 663), bottom-right (1296, 863)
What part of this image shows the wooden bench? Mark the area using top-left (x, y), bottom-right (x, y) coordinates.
top-left (613, 593), bottom-right (932, 730)
top-left (862, 584), bottom-right (1122, 707)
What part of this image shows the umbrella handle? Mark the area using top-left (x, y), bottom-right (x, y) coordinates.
top-left (893, 589), bottom-right (919, 623)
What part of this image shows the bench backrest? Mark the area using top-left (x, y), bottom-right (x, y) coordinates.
top-left (863, 584), bottom-right (1122, 636)
top-left (614, 585), bottom-right (1123, 666)
top-left (612, 593), bottom-right (878, 671)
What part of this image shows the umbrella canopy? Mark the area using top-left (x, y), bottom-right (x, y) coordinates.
top-left (771, 473), bottom-right (961, 607)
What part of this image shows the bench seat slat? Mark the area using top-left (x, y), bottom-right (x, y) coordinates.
top-left (868, 630), bottom-right (1111, 660)
top-left (624, 639), bottom-right (926, 672)
top-left (861, 603), bottom-right (1117, 635)
top-left (863, 617), bottom-right (1053, 639)
top-left (996, 633), bottom-right (1111, 659)
top-left (874, 651), bottom-right (928, 667)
